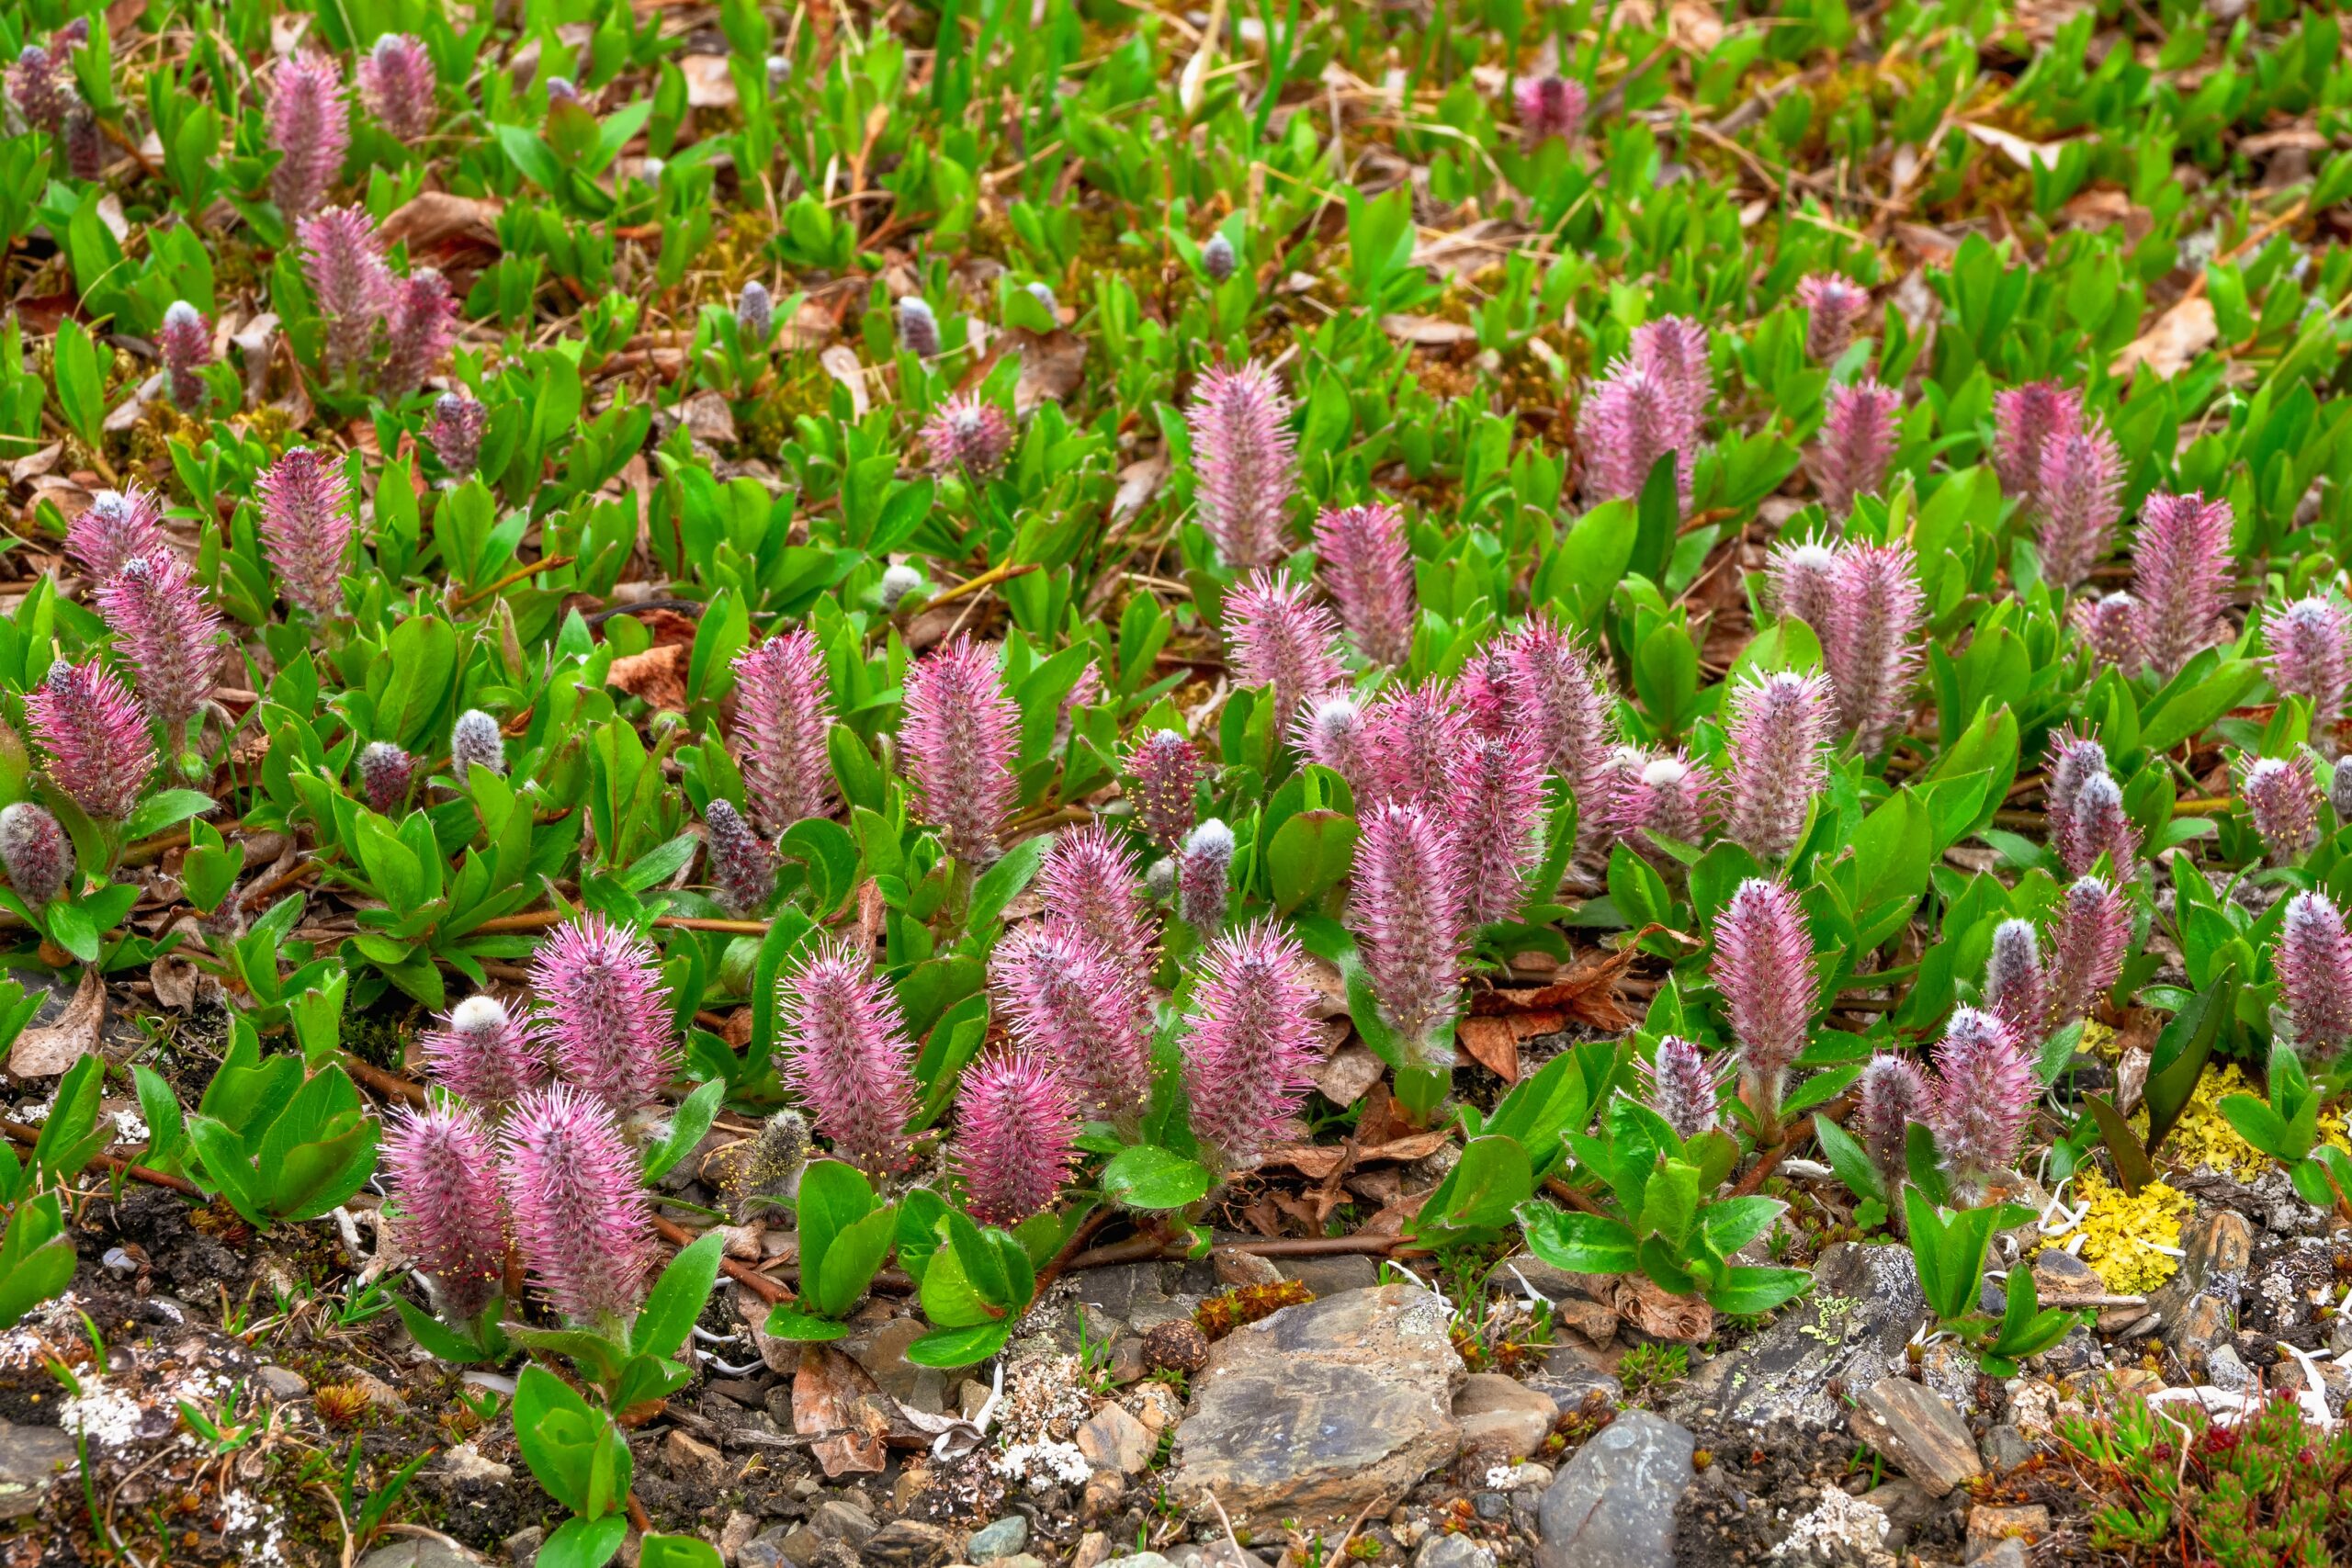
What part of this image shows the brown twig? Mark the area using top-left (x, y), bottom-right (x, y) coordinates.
top-left (0, 1120), bottom-right (207, 1198)
top-left (921, 558), bottom-right (1043, 613)
top-left (452, 555), bottom-right (576, 610)
top-left (652, 1214), bottom-right (790, 1305)
top-left (1730, 1116), bottom-right (1809, 1199)
top-left (340, 1055), bottom-right (426, 1108)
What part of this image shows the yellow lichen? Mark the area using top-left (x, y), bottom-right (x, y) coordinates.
top-left (2127, 1063), bottom-right (2352, 1183)
top-left (2046, 1169), bottom-right (2191, 1296)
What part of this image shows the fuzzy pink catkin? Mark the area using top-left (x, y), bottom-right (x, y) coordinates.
top-left (1361, 678), bottom-right (1465, 810)
top-left (2064, 772), bottom-right (2138, 881)
top-left (421, 993), bottom-right (548, 1108)
top-left (1187, 361), bottom-right (1296, 568)
top-left (451, 709), bottom-right (505, 776)
top-left (2264, 597), bottom-right (2352, 757)
top-left (1445, 732), bottom-right (1548, 927)
top-left (298, 205), bottom-right (390, 377)
top-left (1224, 571), bottom-right (1344, 742)
top-left (528, 913), bottom-right (678, 1113)
top-left (1352, 801), bottom-right (1469, 1068)
top-left (1457, 645), bottom-right (1515, 739)
top-left (1711, 878), bottom-right (1817, 1126)
top-left (2132, 491), bottom-right (2234, 679)
top-left (776, 944), bottom-right (919, 1176)
top-left (2073, 592), bottom-right (2143, 672)
top-left (1503, 616), bottom-right (1616, 797)
top-left (1824, 539), bottom-right (1925, 755)
top-left (0, 804), bottom-right (69, 907)
top-left (159, 302), bottom-right (211, 412)
top-left (379, 269), bottom-right (458, 400)
top-left (731, 629), bottom-right (835, 836)
top-left (359, 741), bottom-right (414, 813)
top-left (1037, 823), bottom-right (1155, 989)
top-left (66, 486), bottom-right (166, 581)
top-left (2278, 890), bottom-right (2352, 1061)
top-left (1720, 670), bottom-right (1834, 863)
top-left (993, 924), bottom-right (1150, 1125)
top-left (1126, 729), bottom-right (1201, 853)
top-left (703, 797), bottom-right (777, 914)
top-left (427, 393), bottom-right (487, 476)
top-left (1177, 818), bottom-right (1234, 930)
top-left (382, 1100), bottom-right (509, 1322)
top-left (950, 1050), bottom-right (1079, 1228)
top-left (1182, 919), bottom-right (1325, 1174)
top-left (1515, 74), bottom-right (1586, 142)
top-left (1992, 381), bottom-right (2077, 507)
top-left (1796, 274), bottom-right (1870, 363)
top-left (2034, 420), bottom-right (2125, 590)
top-left (94, 550), bottom-right (223, 750)
top-left (1812, 379), bottom-right (1899, 516)
top-left (1632, 317), bottom-right (1712, 442)
top-left (900, 635), bottom-right (1019, 863)
top-left (27, 658), bottom-right (153, 821)
top-left (1930, 1007), bottom-right (2034, 1197)
top-left (1577, 366), bottom-right (1685, 509)
top-left (501, 1084), bottom-right (657, 1327)
top-left (1855, 1055), bottom-right (1929, 1187)
top-left (7, 44), bottom-right (68, 133)
top-left (922, 393), bottom-right (1016, 474)
top-left (255, 446), bottom-right (355, 617)
top-left (357, 33), bottom-right (435, 141)
top-left (2239, 752), bottom-right (2320, 866)
top-left (1765, 535), bottom-right (1840, 633)
top-left (1608, 747), bottom-right (1711, 857)
top-left (268, 51), bottom-right (349, 219)
top-left (1984, 919), bottom-right (2048, 1045)
top-left (1647, 1036), bottom-right (1722, 1141)
top-left (2045, 875), bottom-right (2128, 1031)
top-left (1312, 503), bottom-right (1416, 668)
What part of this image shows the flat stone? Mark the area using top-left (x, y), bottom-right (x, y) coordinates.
top-left (1860, 1479), bottom-right (1937, 1547)
top-left (1534, 1409), bottom-right (1696, 1568)
top-left (1982, 1424), bottom-right (2033, 1473)
top-left (1100, 1558), bottom-right (1177, 1568)
top-left (665, 1428), bottom-right (723, 1482)
top-left (1416, 1540), bottom-right (1494, 1568)
top-left (808, 1500), bottom-right (877, 1547)
top-left (1273, 1255), bottom-right (1380, 1296)
top-left (1966, 1504), bottom-right (2049, 1561)
top-left (1076, 1402), bottom-right (1154, 1474)
top-left (1071, 1532), bottom-right (1114, 1568)
top-left (1973, 1540), bottom-right (2028, 1568)
top-left (1167, 1284), bottom-right (1464, 1531)
top-left (356, 1542), bottom-right (490, 1568)
top-left (735, 1526), bottom-right (793, 1568)
top-left (1523, 1340), bottom-right (1623, 1415)
top-left (965, 1515), bottom-right (1029, 1562)
top-left (1453, 1372), bottom-right (1558, 1460)
top-left (847, 1317), bottom-right (940, 1407)
top-left (0, 1423), bottom-right (75, 1518)
top-left (864, 1520), bottom-right (958, 1568)
top-left (254, 1364), bottom-right (311, 1400)
top-left (2029, 1248), bottom-right (2103, 1296)
top-left (1669, 1243), bottom-right (1927, 1429)
top-left (2149, 1210), bottom-right (2255, 1352)
top-left (718, 1511), bottom-right (760, 1562)
top-left (1849, 1379), bottom-right (1984, 1497)
top-left (1163, 1547), bottom-right (1265, 1568)
top-left (2206, 1344), bottom-right (2252, 1390)
top-left (503, 1526), bottom-right (542, 1567)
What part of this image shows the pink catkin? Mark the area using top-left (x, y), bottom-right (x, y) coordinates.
top-left (298, 205), bottom-right (389, 376)
top-left (1608, 747), bottom-right (1711, 856)
top-left (1312, 503), bottom-right (1417, 667)
top-left (950, 1050), bottom-right (1079, 1227)
top-left (27, 658), bottom-right (153, 821)
top-left (1223, 571), bottom-right (1344, 743)
top-left (358, 741), bottom-right (414, 814)
top-left (703, 797), bottom-right (777, 914)
top-left (2239, 753), bottom-right (2320, 866)
top-left (1445, 732), bottom-right (1548, 927)
top-left (267, 51), bottom-right (349, 219)
top-left (2132, 491), bottom-right (2234, 678)
top-left (1929, 1007), bottom-right (2034, 1197)
top-left (2278, 890), bottom-right (2352, 1061)
top-left (776, 944), bottom-right (919, 1176)
top-left (2264, 598), bottom-right (2352, 756)
top-left (356, 33), bottom-right (436, 141)
top-left (382, 1100), bottom-right (509, 1322)
top-left (1577, 366), bottom-right (1685, 508)
top-left (2074, 592), bottom-right (2143, 672)
top-left (94, 550), bottom-right (223, 748)
top-left (731, 629), bottom-right (835, 835)
top-left (1363, 677), bottom-right (1466, 810)
top-left (1855, 1055), bottom-right (1929, 1187)
top-left (1647, 1036), bottom-right (1724, 1141)
top-left (1796, 274), bottom-right (1871, 363)
top-left (1720, 670), bottom-right (1834, 863)
top-left (1823, 539), bottom-right (1925, 755)
top-left (1504, 616), bottom-right (1618, 856)
top-left (1514, 74), bottom-right (1586, 142)
top-left (1983, 919), bottom-right (2048, 1045)
top-left (159, 302), bottom-right (211, 412)
top-left (379, 269), bottom-right (458, 400)
top-left (2045, 875), bottom-right (2128, 1031)
top-left (2034, 420), bottom-right (2126, 590)
top-left (1711, 878), bottom-right (1817, 1122)
top-left (1812, 378), bottom-right (1900, 516)
top-left (900, 635), bottom-right (1020, 863)
top-left (1351, 801), bottom-right (1469, 1068)
top-left (527, 913), bottom-right (678, 1113)
top-left (1037, 823), bottom-right (1155, 989)
top-left (1187, 361), bottom-right (1296, 568)
top-left (0, 804), bottom-right (70, 908)
top-left (500, 1084), bottom-right (658, 1326)
top-left (992, 923), bottom-right (1152, 1126)
top-left (922, 394), bottom-right (1016, 474)
top-left (420, 993), bottom-right (548, 1108)
top-left (1296, 694), bottom-right (1374, 803)
top-left (1182, 919), bottom-right (1326, 1174)
top-left (66, 486), bottom-right (167, 581)
top-left (255, 446), bottom-right (355, 617)
top-left (1992, 381), bottom-right (2077, 507)
top-left (1765, 535), bottom-right (1840, 634)
top-left (1126, 729), bottom-right (1201, 853)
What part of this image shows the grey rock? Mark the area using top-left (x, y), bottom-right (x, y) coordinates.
top-left (1849, 1378), bottom-right (1983, 1496)
top-left (1473, 1490), bottom-right (1510, 1519)
top-left (1668, 1242), bottom-right (1927, 1428)
top-left (1167, 1284), bottom-right (1464, 1531)
top-left (735, 1526), bottom-right (793, 1568)
top-left (254, 1364), bottom-right (311, 1400)
top-left (503, 1527), bottom-right (542, 1568)
top-left (1274, 1254), bottom-right (1381, 1296)
top-left (862, 1520), bottom-right (957, 1568)
top-left (1523, 1340), bottom-right (1622, 1415)
top-left (1077, 1402), bottom-right (1155, 1473)
top-left (2028, 1248), bottom-right (2103, 1296)
top-left (1982, 1424), bottom-right (2034, 1474)
top-left (1973, 1540), bottom-right (2028, 1568)
top-left (1099, 1558), bottom-right (1178, 1568)
top-left (1535, 1409), bottom-right (1696, 1568)
top-left (965, 1515), bottom-right (1030, 1562)
top-left (808, 1500), bottom-right (876, 1547)
top-left (1860, 1479), bottom-right (1936, 1548)
top-left (1164, 1547), bottom-right (1267, 1568)
top-left (2149, 1209), bottom-right (2255, 1352)
top-left (356, 1542), bottom-right (489, 1568)
top-left (845, 1317), bottom-right (946, 1412)
top-left (0, 1422), bottom-right (74, 1518)
top-left (1454, 1371), bottom-right (1559, 1460)
top-left (2206, 1344), bottom-right (2253, 1391)
top-left (1416, 1537), bottom-right (1496, 1568)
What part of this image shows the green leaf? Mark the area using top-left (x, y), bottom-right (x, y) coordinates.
top-left (2143, 966), bottom-right (2235, 1156)
top-left (642, 1079), bottom-right (726, 1184)
top-left (1099, 1145), bottom-right (1212, 1212)
top-left (631, 1229), bottom-right (725, 1359)
top-left (1812, 1115), bottom-right (1887, 1206)
top-left (1415, 1134), bottom-right (1534, 1236)
top-left (124, 789), bottom-right (216, 841)
top-left (1703, 1265), bottom-right (1810, 1315)
top-left (1266, 809), bottom-right (1358, 914)
top-left (965, 831), bottom-right (1048, 936)
top-left (538, 1514), bottom-right (628, 1568)
top-left (761, 1304), bottom-right (854, 1341)
top-left (906, 1319), bottom-right (1013, 1368)
top-left (639, 1535), bottom-right (725, 1568)
top-left (814, 1207), bottom-right (897, 1319)
top-left (1514, 1201), bottom-right (1639, 1273)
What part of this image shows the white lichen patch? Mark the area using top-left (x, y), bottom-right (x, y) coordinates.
top-left (990, 1439), bottom-right (1091, 1487)
top-left (1770, 1484), bottom-right (1894, 1563)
